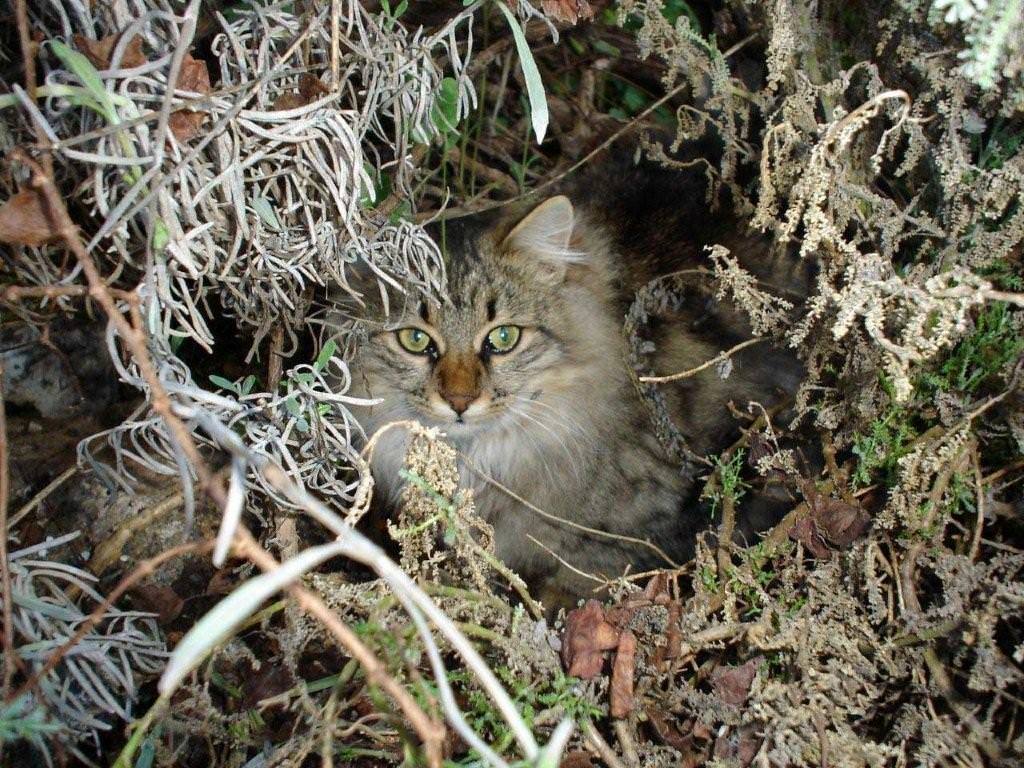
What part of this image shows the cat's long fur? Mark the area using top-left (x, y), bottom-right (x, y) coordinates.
top-left (336, 149), bottom-right (810, 607)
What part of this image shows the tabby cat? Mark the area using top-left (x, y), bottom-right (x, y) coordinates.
top-left (340, 150), bottom-right (809, 608)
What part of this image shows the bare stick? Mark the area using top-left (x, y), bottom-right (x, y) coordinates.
top-left (640, 338), bottom-right (765, 384)
top-left (7, 466), bottom-right (76, 531)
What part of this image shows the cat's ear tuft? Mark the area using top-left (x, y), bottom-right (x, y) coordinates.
top-left (501, 196), bottom-right (580, 282)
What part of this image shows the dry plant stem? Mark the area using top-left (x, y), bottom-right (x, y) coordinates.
top-left (9, 540), bottom-right (214, 706)
top-left (900, 445), bottom-right (970, 615)
top-left (6, 466), bottom-right (76, 531)
top-left (613, 720), bottom-right (640, 768)
top-left (88, 491), bottom-right (185, 574)
top-left (3, 284), bottom-right (138, 304)
top-left (581, 719), bottom-right (628, 768)
top-left (969, 452), bottom-right (984, 561)
top-left (231, 527), bottom-right (446, 767)
top-left (0, 364), bottom-right (13, 697)
top-left (717, 492), bottom-right (736, 580)
top-left (640, 337), bottom-right (765, 383)
top-left (268, 323), bottom-right (286, 390)
top-left (922, 648), bottom-right (1004, 761)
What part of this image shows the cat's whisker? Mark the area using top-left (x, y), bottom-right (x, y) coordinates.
top-left (512, 396), bottom-right (593, 443)
top-left (508, 404), bottom-right (585, 483)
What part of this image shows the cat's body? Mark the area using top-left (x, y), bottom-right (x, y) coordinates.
top-left (338, 149), bottom-right (809, 607)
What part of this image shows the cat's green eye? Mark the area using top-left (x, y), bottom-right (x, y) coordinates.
top-left (486, 325), bottom-right (521, 354)
top-left (396, 327), bottom-right (433, 354)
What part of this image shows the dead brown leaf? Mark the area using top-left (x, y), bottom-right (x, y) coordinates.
top-left (130, 582), bottom-right (184, 625)
top-left (710, 656), bottom-right (760, 706)
top-left (541, 0), bottom-right (595, 24)
top-left (0, 189), bottom-right (61, 247)
top-left (562, 599), bottom-right (619, 679)
top-left (789, 514), bottom-right (830, 558)
top-left (713, 723), bottom-right (763, 767)
top-left (811, 493), bottom-right (871, 547)
top-left (169, 55), bottom-right (212, 144)
top-left (610, 629), bottom-right (636, 718)
top-left (559, 750), bottom-right (595, 768)
top-left (74, 33), bottom-right (146, 70)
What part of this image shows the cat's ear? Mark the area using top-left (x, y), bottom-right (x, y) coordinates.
top-left (501, 196), bottom-right (579, 282)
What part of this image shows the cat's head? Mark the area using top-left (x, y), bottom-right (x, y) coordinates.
top-left (344, 196), bottom-right (623, 437)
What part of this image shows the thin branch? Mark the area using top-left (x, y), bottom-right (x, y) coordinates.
top-left (640, 338), bottom-right (765, 384)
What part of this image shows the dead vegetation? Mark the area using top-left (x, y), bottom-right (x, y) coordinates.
top-left (1, 1), bottom-right (1023, 766)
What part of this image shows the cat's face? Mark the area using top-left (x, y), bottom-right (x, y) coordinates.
top-left (347, 197), bottom-right (622, 440)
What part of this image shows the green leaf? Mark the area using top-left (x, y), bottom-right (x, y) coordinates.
top-left (251, 196), bottom-right (282, 231)
top-left (495, 1), bottom-right (549, 144)
top-left (433, 77), bottom-right (460, 135)
top-left (209, 375), bottom-right (236, 391)
top-left (49, 40), bottom-right (118, 124)
top-left (315, 339), bottom-right (338, 372)
top-left (152, 219), bottom-right (170, 254)
top-left (240, 375), bottom-right (257, 396)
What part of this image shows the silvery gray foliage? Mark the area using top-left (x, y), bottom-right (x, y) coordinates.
top-left (2, 533), bottom-right (166, 765)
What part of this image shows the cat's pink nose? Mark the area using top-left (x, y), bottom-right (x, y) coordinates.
top-left (444, 393), bottom-right (475, 415)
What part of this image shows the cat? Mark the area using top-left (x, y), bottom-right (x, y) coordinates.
top-left (336, 146), bottom-right (810, 609)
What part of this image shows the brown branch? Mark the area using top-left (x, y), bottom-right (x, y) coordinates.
top-left (232, 528), bottom-right (445, 765)
top-left (2, 283), bottom-right (138, 305)
top-left (640, 338), bottom-right (765, 384)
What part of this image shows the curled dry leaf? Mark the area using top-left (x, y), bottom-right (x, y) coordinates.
top-left (273, 73), bottom-right (330, 111)
top-left (0, 189), bottom-right (61, 247)
top-left (169, 55), bottom-right (212, 144)
top-left (561, 599), bottom-right (619, 679)
top-left (541, 0), bottom-right (595, 24)
top-left (74, 33), bottom-right (147, 69)
top-left (789, 514), bottom-right (830, 558)
top-left (811, 494), bottom-right (871, 547)
top-left (710, 656), bottom-right (761, 706)
top-left (610, 629), bottom-right (637, 718)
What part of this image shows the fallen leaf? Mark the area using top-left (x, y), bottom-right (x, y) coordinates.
top-left (610, 629), bottom-right (636, 718)
top-left (169, 55), bottom-right (212, 144)
top-left (811, 493), bottom-right (871, 547)
top-left (713, 722), bottom-right (763, 767)
top-left (789, 514), bottom-right (830, 558)
top-left (205, 568), bottom-right (236, 596)
top-left (240, 664), bottom-right (294, 710)
top-left (177, 55), bottom-right (212, 94)
top-left (273, 74), bottom-right (330, 111)
top-left (561, 599), bottom-right (619, 679)
top-left (168, 111), bottom-right (207, 143)
top-left (541, 0), bottom-right (594, 24)
top-left (559, 750), bottom-right (595, 768)
top-left (0, 190), bottom-right (61, 247)
top-left (710, 657), bottom-right (761, 706)
top-left (130, 582), bottom-right (184, 625)
top-left (74, 33), bottom-right (146, 69)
